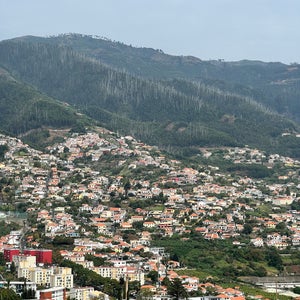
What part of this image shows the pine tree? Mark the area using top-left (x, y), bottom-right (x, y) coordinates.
top-left (167, 278), bottom-right (188, 300)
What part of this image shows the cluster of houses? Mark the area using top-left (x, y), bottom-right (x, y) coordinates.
top-left (1, 247), bottom-right (105, 299)
top-left (1, 130), bottom-right (300, 299)
top-left (1, 242), bottom-right (248, 300)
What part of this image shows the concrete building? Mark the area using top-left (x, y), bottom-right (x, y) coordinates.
top-left (96, 265), bottom-right (144, 285)
top-left (3, 248), bottom-right (20, 262)
top-left (13, 254), bottom-right (36, 268)
top-left (36, 286), bottom-right (66, 300)
top-left (50, 267), bottom-right (73, 289)
top-left (0, 280), bottom-right (37, 296)
top-left (18, 266), bottom-right (73, 289)
top-left (23, 248), bottom-right (53, 264)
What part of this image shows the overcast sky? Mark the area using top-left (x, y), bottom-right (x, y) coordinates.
top-left (0, 0), bottom-right (299, 63)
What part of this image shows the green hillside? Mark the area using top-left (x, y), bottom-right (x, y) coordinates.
top-left (15, 34), bottom-right (300, 121)
top-left (0, 67), bottom-right (90, 147)
top-left (0, 38), bottom-right (300, 157)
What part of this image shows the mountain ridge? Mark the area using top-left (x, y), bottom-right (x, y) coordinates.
top-left (12, 33), bottom-right (300, 121)
top-left (0, 35), bottom-right (300, 157)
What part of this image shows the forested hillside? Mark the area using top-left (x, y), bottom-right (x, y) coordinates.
top-left (0, 37), bottom-right (300, 157)
top-left (0, 67), bottom-right (90, 147)
top-left (15, 34), bottom-right (300, 121)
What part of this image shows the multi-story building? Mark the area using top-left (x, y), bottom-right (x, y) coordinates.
top-left (0, 280), bottom-right (37, 296)
top-left (13, 254), bottom-right (36, 268)
top-left (18, 266), bottom-right (73, 289)
top-left (96, 266), bottom-right (113, 278)
top-left (4, 248), bottom-right (52, 264)
top-left (36, 286), bottom-right (66, 300)
top-left (95, 265), bottom-right (144, 285)
top-left (50, 267), bottom-right (73, 289)
top-left (22, 267), bottom-right (53, 286)
top-left (23, 248), bottom-right (53, 264)
top-left (68, 287), bottom-right (99, 300)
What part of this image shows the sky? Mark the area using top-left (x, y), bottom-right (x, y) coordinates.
top-left (0, 0), bottom-right (299, 64)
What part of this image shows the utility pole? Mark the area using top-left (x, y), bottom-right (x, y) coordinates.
top-left (125, 276), bottom-right (129, 300)
top-left (156, 256), bottom-right (160, 290)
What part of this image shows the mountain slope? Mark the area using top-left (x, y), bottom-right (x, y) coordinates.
top-left (0, 38), bottom-right (300, 157)
top-left (0, 67), bottom-right (91, 147)
top-left (15, 34), bottom-right (300, 83)
top-left (17, 34), bottom-right (300, 121)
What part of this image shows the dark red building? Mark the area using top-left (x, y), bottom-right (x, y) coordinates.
top-left (38, 287), bottom-right (66, 300)
top-left (23, 249), bottom-right (52, 264)
top-left (3, 248), bottom-right (20, 262)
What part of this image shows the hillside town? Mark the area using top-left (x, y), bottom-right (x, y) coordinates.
top-left (1, 129), bottom-right (300, 300)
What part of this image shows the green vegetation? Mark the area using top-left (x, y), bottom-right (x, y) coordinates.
top-left (293, 286), bottom-right (300, 294)
top-left (61, 259), bottom-right (123, 298)
top-left (0, 253), bottom-right (5, 266)
top-left (226, 164), bottom-right (273, 179)
top-left (0, 288), bottom-right (21, 300)
top-left (167, 278), bottom-right (188, 300)
top-left (18, 34), bottom-right (300, 124)
top-left (223, 283), bottom-right (291, 300)
top-left (0, 220), bottom-right (21, 237)
top-left (152, 236), bottom-right (282, 279)
top-left (0, 74), bottom-right (79, 134)
top-left (52, 235), bottom-right (74, 246)
top-left (21, 288), bottom-right (36, 299)
top-left (0, 38), bottom-right (300, 157)
top-left (0, 144), bottom-right (8, 161)
top-left (0, 69), bottom-right (92, 148)
top-left (84, 254), bottom-right (109, 267)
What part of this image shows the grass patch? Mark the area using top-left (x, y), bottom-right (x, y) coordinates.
top-left (150, 205), bottom-right (164, 211)
top-left (177, 269), bottom-right (213, 281)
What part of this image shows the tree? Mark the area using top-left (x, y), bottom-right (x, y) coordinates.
top-left (167, 278), bottom-right (188, 300)
top-left (61, 259), bottom-right (122, 298)
top-left (265, 247), bottom-right (283, 271)
top-left (21, 288), bottom-right (36, 299)
top-left (162, 276), bottom-right (171, 287)
top-left (0, 288), bottom-right (21, 300)
top-left (137, 288), bottom-right (154, 300)
top-left (84, 254), bottom-right (107, 267)
top-left (147, 270), bottom-right (158, 284)
top-left (0, 253), bottom-right (6, 266)
top-left (291, 200), bottom-right (300, 211)
top-left (242, 223), bottom-right (253, 235)
top-left (0, 144), bottom-right (8, 161)
top-left (170, 253), bottom-right (179, 262)
top-left (119, 277), bottom-right (125, 300)
top-left (124, 180), bottom-right (131, 197)
top-left (10, 261), bottom-right (16, 275)
top-left (132, 221), bottom-right (144, 230)
top-left (53, 235), bottom-right (74, 245)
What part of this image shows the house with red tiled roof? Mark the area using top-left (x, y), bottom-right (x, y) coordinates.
top-left (140, 285), bottom-right (156, 292)
top-left (120, 222), bottom-right (133, 229)
top-left (110, 207), bottom-right (122, 213)
top-left (216, 294), bottom-right (230, 300)
top-left (166, 270), bottom-right (179, 280)
top-left (93, 223), bottom-right (107, 234)
top-left (204, 233), bottom-right (220, 240)
top-left (129, 215), bottom-right (144, 223)
top-left (143, 221), bottom-right (156, 229)
top-left (195, 227), bottom-right (207, 233)
top-left (190, 213), bottom-right (199, 221)
top-left (230, 297), bottom-right (245, 300)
